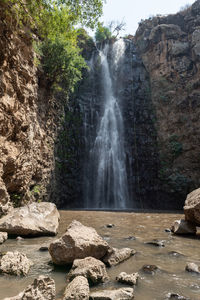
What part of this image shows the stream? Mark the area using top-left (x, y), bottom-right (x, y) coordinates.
top-left (0, 210), bottom-right (200, 299)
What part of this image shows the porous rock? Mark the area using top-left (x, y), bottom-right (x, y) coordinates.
top-left (0, 251), bottom-right (32, 276)
top-left (89, 288), bottom-right (134, 300)
top-left (102, 247), bottom-right (136, 267)
top-left (184, 188), bottom-right (200, 226)
top-left (0, 202), bottom-right (60, 236)
top-left (3, 275), bottom-right (56, 300)
top-left (67, 257), bottom-right (109, 284)
top-left (0, 232), bottom-right (8, 244)
top-left (171, 219), bottom-right (196, 235)
top-left (63, 276), bottom-right (89, 300)
top-left (116, 272), bottom-right (139, 286)
top-left (49, 220), bottom-right (109, 265)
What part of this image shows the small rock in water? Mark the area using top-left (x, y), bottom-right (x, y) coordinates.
top-left (116, 271), bottom-right (139, 285)
top-left (63, 276), bottom-right (89, 300)
top-left (142, 264), bottom-right (159, 274)
top-left (16, 236), bottom-right (24, 241)
top-left (89, 287), bottom-right (134, 300)
top-left (185, 262), bottom-right (200, 274)
top-left (39, 246), bottom-right (49, 252)
top-left (166, 292), bottom-right (190, 299)
top-left (168, 251), bottom-right (184, 257)
top-left (67, 256), bottom-right (109, 284)
top-left (102, 247), bottom-right (136, 267)
top-left (125, 236), bottom-right (136, 241)
top-left (0, 232), bottom-right (8, 244)
top-left (106, 224), bottom-right (115, 228)
top-left (145, 239), bottom-right (165, 247)
top-left (0, 251), bottom-right (32, 276)
top-left (165, 228), bottom-right (171, 233)
top-left (171, 219), bottom-right (196, 235)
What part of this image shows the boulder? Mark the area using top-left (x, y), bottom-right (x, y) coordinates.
top-left (185, 262), bottom-right (200, 274)
top-left (0, 251), bottom-right (32, 276)
top-left (184, 188), bottom-right (200, 226)
top-left (67, 257), bottom-right (109, 284)
top-left (116, 272), bottom-right (139, 286)
top-left (49, 220), bottom-right (109, 265)
top-left (3, 275), bottom-right (56, 300)
top-left (171, 219), bottom-right (196, 235)
top-left (0, 232), bottom-right (8, 244)
top-left (0, 202), bottom-right (60, 236)
top-left (102, 247), bottom-right (136, 267)
top-left (63, 276), bottom-right (89, 300)
top-left (89, 288), bottom-right (134, 300)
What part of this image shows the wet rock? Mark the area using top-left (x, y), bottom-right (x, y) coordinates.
top-left (0, 251), bottom-right (32, 276)
top-left (67, 256), bottom-right (109, 284)
top-left (16, 236), bottom-right (24, 241)
top-left (106, 224), bottom-right (115, 228)
top-left (125, 236), bottom-right (136, 241)
top-left (184, 188), bottom-right (200, 226)
top-left (185, 262), bottom-right (200, 274)
top-left (145, 239), bottom-right (165, 247)
top-left (116, 272), bottom-right (139, 286)
top-left (0, 232), bottom-right (7, 244)
top-left (63, 276), bottom-right (89, 300)
top-left (0, 202), bottom-right (60, 236)
top-left (3, 275), bottom-right (56, 300)
top-left (102, 247), bottom-right (136, 267)
top-left (166, 292), bottom-right (190, 299)
top-left (165, 228), bottom-right (171, 233)
top-left (89, 287), bottom-right (134, 300)
top-left (171, 219), bottom-right (196, 235)
top-left (141, 265), bottom-right (158, 275)
top-left (49, 220), bottom-right (109, 265)
top-left (168, 251), bottom-right (184, 257)
top-left (39, 246), bottom-right (49, 252)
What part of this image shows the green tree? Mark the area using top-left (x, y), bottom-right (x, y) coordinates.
top-left (95, 24), bottom-right (112, 43)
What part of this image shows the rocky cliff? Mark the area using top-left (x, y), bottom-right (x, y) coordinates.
top-left (0, 2), bottom-right (62, 214)
top-left (135, 0), bottom-right (200, 208)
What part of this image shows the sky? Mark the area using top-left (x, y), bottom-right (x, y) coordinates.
top-left (99, 0), bottom-right (196, 35)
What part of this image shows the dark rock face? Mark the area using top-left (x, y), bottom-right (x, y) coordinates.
top-left (135, 0), bottom-right (200, 208)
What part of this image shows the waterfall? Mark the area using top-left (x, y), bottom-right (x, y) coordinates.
top-left (84, 39), bottom-right (129, 209)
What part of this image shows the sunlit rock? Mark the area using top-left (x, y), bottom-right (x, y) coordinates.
top-left (171, 219), bottom-right (196, 235)
top-left (0, 232), bottom-right (7, 244)
top-left (0, 251), bottom-right (32, 276)
top-left (102, 247), bottom-right (136, 267)
top-left (89, 288), bottom-right (134, 300)
top-left (184, 188), bottom-right (200, 226)
top-left (116, 272), bottom-right (139, 286)
top-left (63, 276), bottom-right (89, 300)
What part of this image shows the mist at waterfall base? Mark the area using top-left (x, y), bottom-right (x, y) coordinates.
top-left (83, 39), bottom-right (129, 210)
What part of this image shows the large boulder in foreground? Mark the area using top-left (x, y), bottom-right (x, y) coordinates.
top-left (67, 257), bottom-right (109, 284)
top-left (184, 188), bottom-right (200, 226)
top-left (63, 276), bottom-right (89, 300)
top-left (0, 251), bottom-right (32, 276)
top-left (49, 220), bottom-right (109, 265)
top-left (0, 202), bottom-right (60, 236)
top-left (3, 275), bottom-right (56, 300)
top-left (89, 288), bottom-right (134, 300)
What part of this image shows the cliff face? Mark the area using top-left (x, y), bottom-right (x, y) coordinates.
top-left (135, 0), bottom-right (200, 207)
top-left (0, 4), bottom-right (61, 214)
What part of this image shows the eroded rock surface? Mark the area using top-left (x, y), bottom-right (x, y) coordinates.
top-left (89, 288), bottom-right (134, 300)
top-left (102, 247), bottom-right (136, 267)
top-left (116, 272), bottom-right (139, 286)
top-left (0, 251), bottom-right (32, 276)
top-left (184, 188), bottom-right (200, 226)
top-left (0, 202), bottom-right (60, 236)
top-left (3, 275), bottom-right (56, 300)
top-left (67, 257), bottom-right (109, 284)
top-left (0, 232), bottom-right (8, 244)
top-left (49, 220), bottom-right (109, 265)
top-left (185, 262), bottom-right (200, 274)
top-left (63, 276), bottom-right (89, 300)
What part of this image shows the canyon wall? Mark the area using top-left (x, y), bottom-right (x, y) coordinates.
top-left (135, 0), bottom-right (200, 208)
top-left (0, 3), bottom-right (62, 214)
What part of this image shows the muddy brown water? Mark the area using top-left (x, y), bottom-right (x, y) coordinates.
top-left (0, 210), bottom-right (200, 300)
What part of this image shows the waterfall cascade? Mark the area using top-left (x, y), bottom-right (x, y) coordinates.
top-left (84, 40), bottom-right (129, 209)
